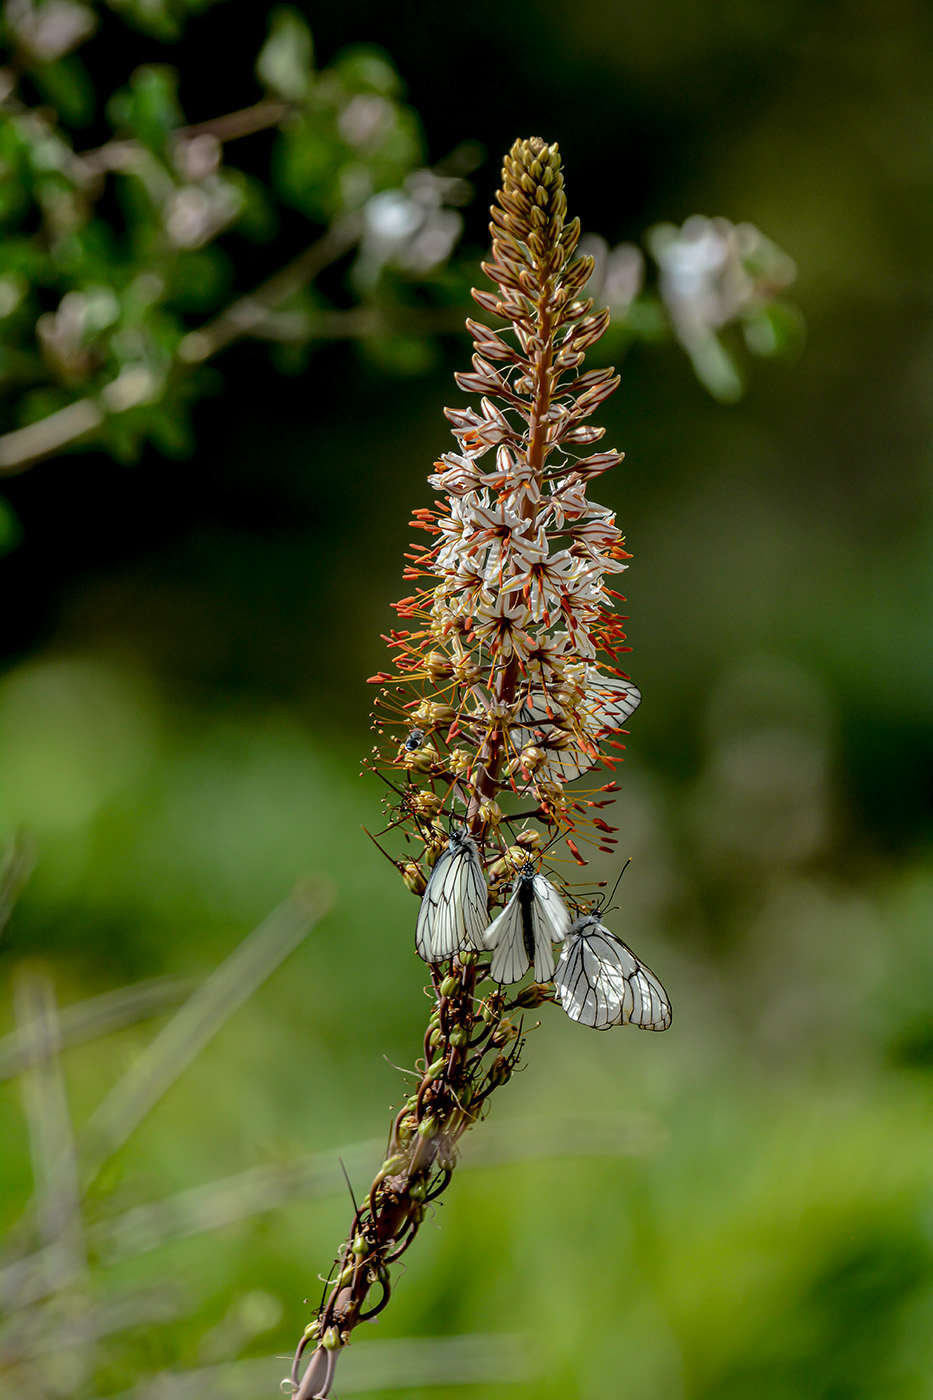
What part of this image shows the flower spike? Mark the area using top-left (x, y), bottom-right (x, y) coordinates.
top-left (293, 138), bottom-right (670, 1396)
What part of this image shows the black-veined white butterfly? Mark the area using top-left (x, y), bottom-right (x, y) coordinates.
top-left (512, 672), bottom-right (641, 785)
top-left (415, 828), bottom-right (488, 963)
top-left (482, 862), bottom-right (571, 983)
top-left (554, 914), bottom-right (671, 1030)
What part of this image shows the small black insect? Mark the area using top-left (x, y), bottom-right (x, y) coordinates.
top-left (404, 728), bottom-right (426, 751)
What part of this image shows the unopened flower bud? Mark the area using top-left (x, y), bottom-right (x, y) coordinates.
top-left (519, 744), bottom-right (547, 772)
top-left (479, 798), bottom-right (503, 826)
top-left (440, 973), bottom-right (459, 997)
top-left (402, 862), bottom-right (427, 895)
top-left (403, 743), bottom-right (438, 773)
top-left (448, 1025), bottom-right (468, 1047)
top-left (493, 1017), bottom-right (519, 1045)
top-left (425, 650), bottom-right (454, 680)
top-left (425, 840), bottom-right (447, 867)
top-left (453, 655), bottom-right (481, 685)
top-left (448, 748), bottom-right (471, 776)
top-left (418, 1115), bottom-right (438, 1139)
top-left (515, 983), bottom-right (550, 1008)
top-left (487, 1054), bottom-right (512, 1087)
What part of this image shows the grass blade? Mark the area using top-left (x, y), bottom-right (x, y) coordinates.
top-left (78, 880), bottom-right (332, 1189)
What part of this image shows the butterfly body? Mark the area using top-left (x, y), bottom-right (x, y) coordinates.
top-left (555, 914), bottom-right (671, 1031)
top-left (415, 829), bottom-right (488, 963)
top-left (483, 862), bottom-right (571, 984)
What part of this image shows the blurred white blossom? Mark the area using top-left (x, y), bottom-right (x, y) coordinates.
top-left (6, 0), bottom-right (95, 62)
top-left (579, 234), bottom-right (645, 317)
top-left (648, 216), bottom-right (797, 400)
top-left (355, 170), bottom-right (467, 286)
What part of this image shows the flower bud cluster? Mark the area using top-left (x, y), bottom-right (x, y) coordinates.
top-left (369, 137), bottom-right (636, 879)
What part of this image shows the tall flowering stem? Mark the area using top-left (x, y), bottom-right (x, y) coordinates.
top-left (291, 137), bottom-right (642, 1399)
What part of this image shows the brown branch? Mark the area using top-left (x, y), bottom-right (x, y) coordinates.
top-left (80, 98), bottom-right (292, 176)
top-left (0, 399), bottom-right (105, 475)
top-left (0, 219), bottom-right (362, 476)
top-left (176, 217), bottom-right (361, 365)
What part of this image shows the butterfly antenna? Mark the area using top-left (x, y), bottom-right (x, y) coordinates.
top-left (362, 825), bottom-right (406, 870)
top-left (601, 857), bottom-right (632, 913)
top-left (339, 1157), bottom-right (360, 1220)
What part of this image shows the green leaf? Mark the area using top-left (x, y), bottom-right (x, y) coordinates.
top-left (743, 301), bottom-right (806, 360)
top-left (103, 0), bottom-right (221, 42)
top-left (685, 334), bottom-right (745, 404)
top-left (0, 496), bottom-right (22, 556)
top-left (107, 65), bottom-right (184, 155)
top-left (361, 332), bottom-right (437, 376)
top-left (273, 120), bottom-right (343, 222)
top-left (256, 7), bottom-right (314, 102)
top-left (31, 55), bottom-right (96, 128)
top-left (334, 45), bottom-right (404, 98)
top-left (225, 170), bottom-right (278, 243)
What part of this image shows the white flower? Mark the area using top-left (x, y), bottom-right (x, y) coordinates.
top-left (542, 476), bottom-right (592, 528)
top-left (468, 504), bottom-right (547, 579)
top-left (567, 516), bottom-right (625, 573)
top-left (436, 497), bottom-right (483, 573)
top-left (443, 561), bottom-right (494, 617)
top-left (472, 596), bottom-right (534, 661)
top-left (501, 548), bottom-right (575, 624)
top-left (427, 453), bottom-right (487, 497)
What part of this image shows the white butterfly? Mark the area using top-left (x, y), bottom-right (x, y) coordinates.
top-left (415, 829), bottom-right (488, 963)
top-left (482, 862), bottom-right (572, 984)
top-left (512, 672), bottom-right (641, 785)
top-left (554, 914), bottom-right (671, 1031)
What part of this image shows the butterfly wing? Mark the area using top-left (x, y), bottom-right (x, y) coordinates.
top-left (555, 918), bottom-right (671, 1031)
top-left (416, 837), bottom-right (488, 963)
top-left (483, 886), bottom-right (529, 984)
top-left (615, 938), bottom-right (671, 1030)
top-left (415, 844), bottom-right (455, 962)
top-left (554, 922), bottom-right (625, 1029)
top-left (459, 840), bottom-right (490, 951)
top-left (511, 672), bottom-right (641, 787)
top-left (528, 873), bottom-right (571, 981)
top-left (584, 675), bottom-right (641, 730)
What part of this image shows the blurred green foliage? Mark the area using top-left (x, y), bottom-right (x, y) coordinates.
top-left (1, 0), bottom-right (932, 1398)
top-left (0, 0), bottom-right (796, 509)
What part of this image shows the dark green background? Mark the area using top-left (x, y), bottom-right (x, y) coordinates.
top-left (1, 2), bottom-right (931, 1397)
